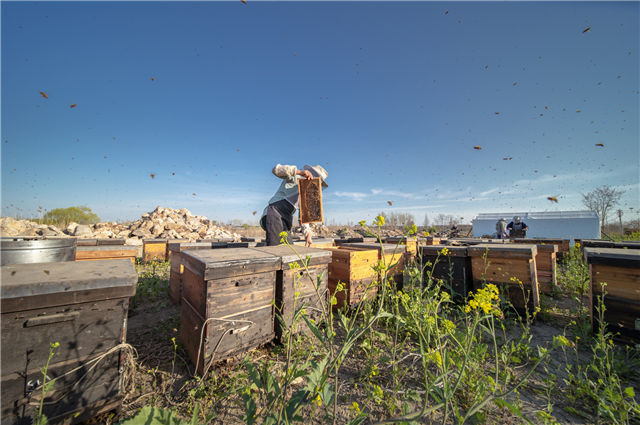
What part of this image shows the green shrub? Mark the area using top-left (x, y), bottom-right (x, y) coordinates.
top-left (41, 206), bottom-right (100, 227)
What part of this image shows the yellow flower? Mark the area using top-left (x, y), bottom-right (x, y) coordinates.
top-left (443, 319), bottom-right (456, 334)
top-left (373, 215), bottom-right (385, 227)
top-left (314, 394), bottom-right (322, 406)
top-left (440, 247), bottom-right (450, 256)
top-left (359, 220), bottom-right (366, 227)
top-left (369, 364), bottom-right (379, 377)
top-left (279, 231), bottom-right (289, 244)
top-left (350, 401), bottom-right (361, 413)
top-left (575, 242), bottom-right (581, 248)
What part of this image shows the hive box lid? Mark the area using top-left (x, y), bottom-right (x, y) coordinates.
top-left (467, 244), bottom-right (537, 259)
top-left (584, 247), bottom-right (640, 268)
top-left (419, 245), bottom-right (468, 257)
top-left (339, 242), bottom-right (407, 254)
top-left (250, 245), bottom-right (332, 267)
top-left (167, 241), bottom-right (228, 252)
top-left (182, 247), bottom-right (282, 280)
top-left (1, 259), bottom-right (137, 312)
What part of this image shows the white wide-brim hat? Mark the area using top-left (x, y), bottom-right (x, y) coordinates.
top-left (303, 164), bottom-right (328, 188)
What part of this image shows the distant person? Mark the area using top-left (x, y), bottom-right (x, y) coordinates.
top-left (507, 216), bottom-right (529, 239)
top-left (450, 224), bottom-right (459, 237)
top-left (260, 164), bottom-right (328, 246)
top-left (496, 218), bottom-right (508, 239)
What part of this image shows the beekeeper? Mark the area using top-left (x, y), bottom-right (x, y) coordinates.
top-left (260, 164), bottom-right (328, 246)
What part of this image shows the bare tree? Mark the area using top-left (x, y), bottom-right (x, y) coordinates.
top-left (581, 185), bottom-right (625, 228)
top-left (423, 213), bottom-right (430, 227)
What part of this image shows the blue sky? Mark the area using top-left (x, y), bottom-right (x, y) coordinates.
top-left (2, 1), bottom-right (638, 225)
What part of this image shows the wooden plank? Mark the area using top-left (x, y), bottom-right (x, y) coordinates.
top-left (250, 245), bottom-right (332, 267)
top-left (181, 267), bottom-right (207, 318)
top-left (298, 177), bottom-right (324, 224)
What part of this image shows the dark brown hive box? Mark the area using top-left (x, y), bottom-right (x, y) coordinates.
top-left (1, 259), bottom-right (137, 424)
top-left (584, 247), bottom-right (640, 342)
top-left (167, 241), bottom-right (230, 305)
top-left (467, 244), bottom-right (540, 316)
top-left (179, 248), bottom-right (281, 374)
top-left (419, 245), bottom-right (471, 303)
top-left (249, 246), bottom-right (331, 340)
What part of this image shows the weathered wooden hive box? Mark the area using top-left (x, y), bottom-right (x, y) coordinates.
top-left (467, 244), bottom-right (540, 316)
top-left (142, 239), bottom-right (168, 262)
top-left (385, 236), bottom-right (418, 257)
top-left (419, 245), bottom-right (471, 303)
top-left (339, 243), bottom-right (407, 288)
top-left (323, 246), bottom-right (379, 309)
top-left (179, 248), bottom-right (281, 374)
top-left (1, 259), bottom-right (137, 424)
top-left (584, 247), bottom-right (640, 341)
top-left (75, 245), bottom-right (137, 264)
top-left (167, 241), bottom-right (229, 305)
top-left (250, 246), bottom-right (331, 340)
top-left (512, 238), bottom-right (570, 258)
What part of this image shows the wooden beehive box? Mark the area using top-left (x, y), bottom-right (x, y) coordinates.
top-left (385, 236), bottom-right (418, 256)
top-left (467, 244), bottom-right (539, 316)
top-left (143, 239), bottom-right (168, 262)
top-left (534, 244), bottom-right (558, 295)
top-left (584, 247), bottom-right (640, 342)
top-left (419, 245), bottom-right (471, 303)
top-left (339, 242), bottom-right (407, 289)
top-left (167, 241), bottom-right (229, 305)
top-left (250, 246), bottom-right (331, 340)
top-left (75, 245), bottom-right (137, 264)
top-left (180, 248), bottom-right (281, 373)
top-left (323, 246), bottom-right (379, 309)
top-left (298, 177), bottom-right (324, 224)
top-left (1, 259), bottom-right (137, 424)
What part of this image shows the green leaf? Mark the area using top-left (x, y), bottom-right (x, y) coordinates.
top-left (305, 355), bottom-right (329, 393)
top-left (302, 315), bottom-right (327, 348)
top-left (623, 386), bottom-right (635, 398)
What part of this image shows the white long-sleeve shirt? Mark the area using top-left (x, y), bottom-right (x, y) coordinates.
top-left (262, 164), bottom-right (312, 236)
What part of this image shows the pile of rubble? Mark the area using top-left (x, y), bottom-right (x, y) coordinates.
top-left (0, 206), bottom-right (241, 243)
